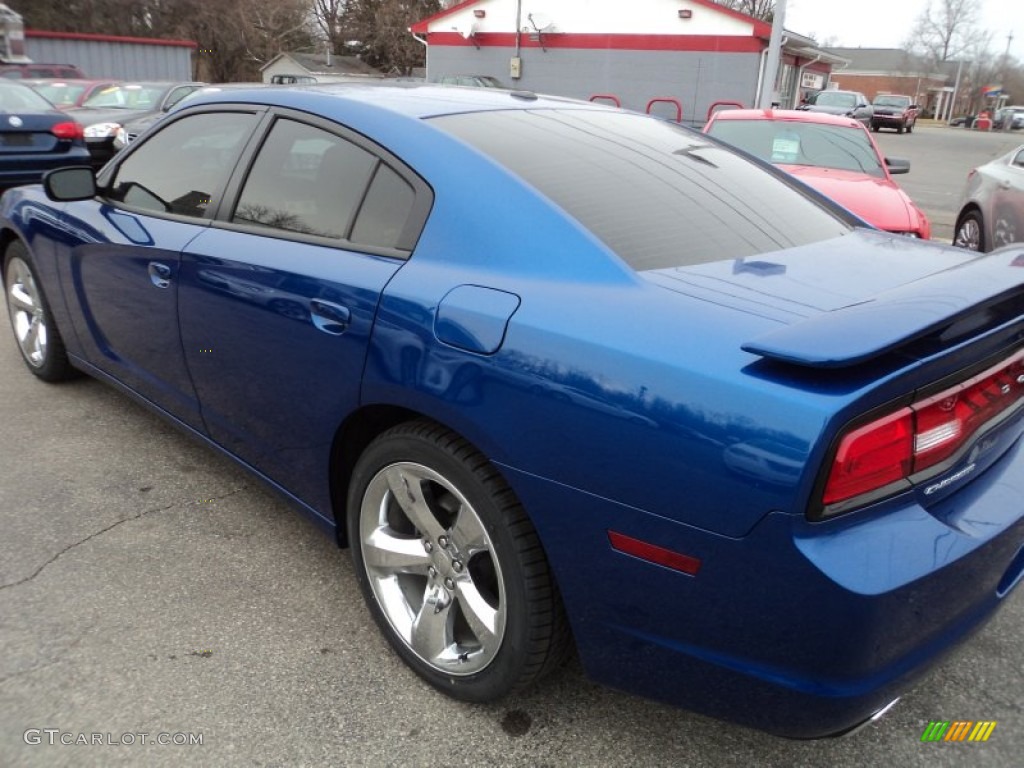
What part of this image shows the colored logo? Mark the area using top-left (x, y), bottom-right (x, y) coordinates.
top-left (921, 721), bottom-right (997, 742)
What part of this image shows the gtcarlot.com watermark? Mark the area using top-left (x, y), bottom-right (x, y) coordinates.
top-left (24, 729), bottom-right (203, 746)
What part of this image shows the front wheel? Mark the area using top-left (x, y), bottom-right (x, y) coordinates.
top-left (953, 210), bottom-right (985, 252)
top-left (347, 420), bottom-right (570, 701)
top-left (4, 242), bottom-right (76, 381)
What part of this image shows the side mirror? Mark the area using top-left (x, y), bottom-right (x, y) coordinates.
top-left (43, 166), bottom-right (97, 201)
top-left (886, 157), bottom-right (911, 175)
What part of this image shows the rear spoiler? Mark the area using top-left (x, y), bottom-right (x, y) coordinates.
top-left (743, 248), bottom-right (1024, 368)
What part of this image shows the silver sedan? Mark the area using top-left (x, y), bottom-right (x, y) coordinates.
top-left (953, 145), bottom-right (1024, 251)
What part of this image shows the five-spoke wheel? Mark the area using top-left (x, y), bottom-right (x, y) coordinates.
top-left (4, 242), bottom-right (74, 381)
top-left (348, 420), bottom-right (569, 700)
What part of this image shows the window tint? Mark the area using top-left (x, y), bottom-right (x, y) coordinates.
top-left (109, 111), bottom-right (256, 219)
top-left (233, 118), bottom-right (377, 241)
top-left (350, 164), bottom-right (415, 248)
top-left (433, 110), bottom-right (851, 270)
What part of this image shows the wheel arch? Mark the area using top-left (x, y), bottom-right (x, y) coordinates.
top-left (0, 227), bottom-right (23, 278)
top-left (328, 404), bottom-right (520, 549)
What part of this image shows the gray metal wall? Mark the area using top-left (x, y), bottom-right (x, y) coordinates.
top-left (428, 47), bottom-right (761, 127)
top-left (26, 37), bottom-right (193, 80)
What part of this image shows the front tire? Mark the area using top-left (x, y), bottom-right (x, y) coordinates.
top-left (3, 241), bottom-right (76, 381)
top-left (347, 420), bottom-right (569, 702)
top-left (953, 210), bottom-right (986, 252)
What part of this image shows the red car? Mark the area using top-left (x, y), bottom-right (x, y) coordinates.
top-left (23, 79), bottom-right (121, 110)
top-left (705, 109), bottom-right (931, 239)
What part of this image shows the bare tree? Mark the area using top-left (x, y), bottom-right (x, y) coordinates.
top-left (11, 0), bottom-right (314, 81)
top-left (905, 0), bottom-right (990, 64)
top-left (714, 0), bottom-right (775, 22)
top-left (346, 0), bottom-right (440, 75)
top-left (312, 0), bottom-right (353, 55)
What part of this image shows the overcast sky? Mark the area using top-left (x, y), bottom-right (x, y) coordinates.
top-left (783, 0), bottom-right (1023, 60)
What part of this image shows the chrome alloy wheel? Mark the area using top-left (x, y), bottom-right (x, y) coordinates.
top-left (359, 461), bottom-right (506, 675)
top-left (5, 256), bottom-right (48, 368)
top-left (954, 216), bottom-right (982, 251)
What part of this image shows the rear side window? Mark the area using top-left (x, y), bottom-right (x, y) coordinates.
top-left (233, 118), bottom-right (377, 240)
top-left (233, 117), bottom-right (419, 251)
top-left (434, 110), bottom-right (852, 270)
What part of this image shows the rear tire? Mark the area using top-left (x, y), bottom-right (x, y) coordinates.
top-left (897, 122), bottom-right (904, 134)
top-left (3, 241), bottom-right (76, 382)
top-left (347, 419), bottom-right (570, 702)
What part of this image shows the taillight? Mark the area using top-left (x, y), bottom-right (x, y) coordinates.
top-left (822, 348), bottom-right (1024, 512)
top-left (51, 121), bottom-right (84, 140)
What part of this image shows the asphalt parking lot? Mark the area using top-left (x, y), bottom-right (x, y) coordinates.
top-left (873, 123), bottom-right (1023, 243)
top-left (2, 130), bottom-right (1023, 767)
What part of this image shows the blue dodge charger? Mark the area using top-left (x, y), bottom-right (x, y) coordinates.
top-left (2, 84), bottom-right (1023, 738)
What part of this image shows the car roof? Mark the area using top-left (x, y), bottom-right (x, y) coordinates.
top-left (179, 82), bottom-right (607, 120)
top-left (707, 109), bottom-right (863, 128)
top-left (23, 78), bottom-right (117, 86)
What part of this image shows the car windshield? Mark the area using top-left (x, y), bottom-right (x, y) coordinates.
top-left (433, 109), bottom-right (852, 271)
top-left (31, 82), bottom-right (87, 106)
top-left (707, 119), bottom-right (886, 178)
top-left (0, 81), bottom-right (56, 112)
top-left (873, 95), bottom-right (909, 107)
top-left (811, 92), bottom-right (857, 108)
top-left (82, 84), bottom-right (167, 109)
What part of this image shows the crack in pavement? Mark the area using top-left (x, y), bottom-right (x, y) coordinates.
top-left (0, 487), bottom-right (246, 592)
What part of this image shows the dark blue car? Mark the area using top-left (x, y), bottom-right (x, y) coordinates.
top-left (2, 84), bottom-right (1023, 738)
top-left (0, 80), bottom-right (90, 190)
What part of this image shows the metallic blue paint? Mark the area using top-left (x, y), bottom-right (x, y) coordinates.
top-left (2, 85), bottom-right (1023, 739)
top-left (435, 285), bottom-right (520, 354)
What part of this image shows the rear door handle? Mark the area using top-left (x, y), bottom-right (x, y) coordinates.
top-left (310, 299), bottom-right (350, 335)
top-left (148, 261), bottom-right (172, 288)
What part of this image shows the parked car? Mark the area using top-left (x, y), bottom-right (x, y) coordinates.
top-left (67, 81), bottom-right (204, 168)
top-left (24, 78), bottom-right (121, 110)
top-left (0, 62), bottom-right (85, 79)
top-left (0, 80), bottom-right (89, 190)
top-left (4, 85), bottom-right (1024, 740)
top-left (112, 83), bottom-right (271, 150)
top-left (798, 89), bottom-right (873, 125)
top-left (436, 74), bottom-right (506, 88)
top-left (870, 94), bottom-right (918, 133)
top-left (993, 106), bottom-right (1024, 130)
top-left (704, 108), bottom-right (930, 238)
top-left (950, 114), bottom-right (977, 128)
top-left (953, 144), bottom-right (1024, 251)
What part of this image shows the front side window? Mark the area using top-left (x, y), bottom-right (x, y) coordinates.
top-left (108, 111), bottom-right (256, 219)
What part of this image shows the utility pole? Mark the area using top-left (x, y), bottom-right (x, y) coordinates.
top-left (757, 0), bottom-right (788, 109)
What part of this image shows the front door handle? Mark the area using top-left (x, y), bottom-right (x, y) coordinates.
top-left (148, 261), bottom-right (172, 289)
top-left (310, 299), bottom-right (350, 335)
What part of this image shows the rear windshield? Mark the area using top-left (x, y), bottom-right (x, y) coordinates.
top-left (432, 109), bottom-right (852, 270)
